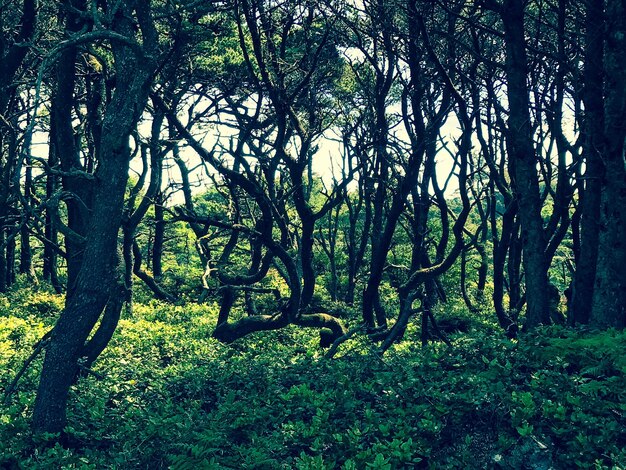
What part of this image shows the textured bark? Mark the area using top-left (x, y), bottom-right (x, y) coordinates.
top-left (52, 1), bottom-right (93, 297)
top-left (213, 311), bottom-right (346, 345)
top-left (43, 119), bottom-right (61, 291)
top-left (152, 193), bottom-right (165, 279)
top-left (507, 223), bottom-right (522, 314)
top-left (501, 0), bottom-right (550, 328)
top-left (590, 0), bottom-right (626, 328)
top-left (32, 1), bottom-right (158, 434)
top-left (81, 279), bottom-right (126, 370)
top-left (572, 0), bottom-right (605, 325)
top-left (0, 0), bottom-right (38, 292)
top-left (6, 231), bottom-right (16, 287)
top-left (591, 166), bottom-right (626, 328)
top-left (213, 313), bottom-right (290, 343)
top-left (32, 149), bottom-right (132, 433)
top-left (362, 0), bottom-right (426, 330)
top-left (19, 133), bottom-right (36, 281)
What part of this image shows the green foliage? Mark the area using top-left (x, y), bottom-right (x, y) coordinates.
top-left (0, 281), bottom-right (64, 321)
top-left (0, 287), bottom-right (624, 468)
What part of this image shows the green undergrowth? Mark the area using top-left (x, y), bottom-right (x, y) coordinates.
top-left (0, 287), bottom-right (624, 469)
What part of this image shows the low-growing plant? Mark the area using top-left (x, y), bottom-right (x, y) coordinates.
top-left (0, 287), bottom-right (624, 468)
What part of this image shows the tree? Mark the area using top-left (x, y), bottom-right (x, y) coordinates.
top-left (159, 0), bottom-right (350, 344)
top-left (0, 0), bottom-right (38, 292)
top-left (589, 0), bottom-right (626, 328)
top-left (32, 0), bottom-right (160, 434)
top-left (499, 0), bottom-right (550, 328)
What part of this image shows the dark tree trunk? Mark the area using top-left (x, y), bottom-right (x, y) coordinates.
top-left (217, 286), bottom-right (236, 325)
top-left (572, 0), bottom-right (605, 325)
top-left (32, 159), bottom-right (130, 432)
top-left (32, 1), bottom-right (158, 434)
top-left (475, 242), bottom-right (488, 297)
top-left (132, 240), bottom-right (175, 302)
top-left (345, 179), bottom-right (371, 305)
top-left (19, 139), bottom-right (36, 281)
top-left (492, 199), bottom-right (518, 331)
top-left (123, 229), bottom-right (134, 309)
top-left (298, 205), bottom-right (316, 309)
top-left (507, 223), bottom-right (522, 313)
top-left (501, 0), bottom-right (550, 328)
top-left (19, 223), bottom-right (34, 279)
top-left (43, 119), bottom-right (61, 291)
top-left (0, 229), bottom-right (6, 293)
top-left (0, 0), bottom-right (37, 292)
top-left (318, 208), bottom-right (339, 302)
top-left (81, 271), bottom-right (126, 370)
top-left (6, 230), bottom-right (16, 287)
top-left (122, 105), bottom-right (168, 304)
top-left (590, 0), bottom-right (626, 328)
top-left (460, 250), bottom-right (478, 314)
top-left (52, 2), bottom-right (92, 297)
top-left (362, 0), bottom-right (428, 330)
top-left (152, 192), bottom-right (165, 280)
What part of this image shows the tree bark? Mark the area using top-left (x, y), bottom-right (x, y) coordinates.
top-left (501, 0), bottom-right (550, 328)
top-left (572, 0), bottom-right (605, 325)
top-left (32, 1), bottom-right (158, 434)
top-left (152, 192), bottom-right (165, 279)
top-left (590, 0), bottom-right (626, 328)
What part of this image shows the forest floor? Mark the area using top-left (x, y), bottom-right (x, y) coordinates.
top-left (0, 285), bottom-right (625, 469)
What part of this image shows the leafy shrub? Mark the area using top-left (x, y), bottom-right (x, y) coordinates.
top-left (0, 289), bottom-right (624, 468)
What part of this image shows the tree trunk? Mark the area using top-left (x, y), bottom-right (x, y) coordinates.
top-left (52, 3), bottom-right (92, 297)
top-left (501, 0), bottom-right (550, 328)
top-left (19, 141), bottom-right (36, 281)
top-left (6, 230), bottom-right (16, 287)
top-left (152, 192), bottom-right (165, 279)
top-left (32, 1), bottom-right (158, 434)
top-left (572, 0), bottom-right (605, 325)
top-left (590, 0), bottom-right (626, 328)
top-left (43, 117), bottom-right (61, 291)
top-left (507, 223), bottom-right (522, 314)
top-left (32, 159), bottom-right (129, 432)
top-left (0, 229), bottom-right (6, 293)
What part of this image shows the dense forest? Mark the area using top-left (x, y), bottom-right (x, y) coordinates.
top-left (0, 0), bottom-right (625, 467)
